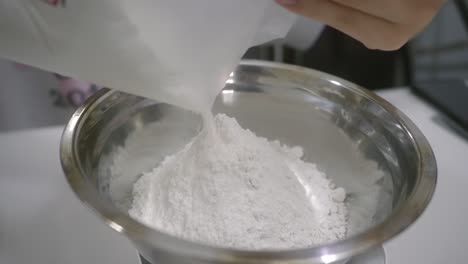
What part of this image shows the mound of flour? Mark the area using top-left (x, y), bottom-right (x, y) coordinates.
top-left (128, 114), bottom-right (348, 249)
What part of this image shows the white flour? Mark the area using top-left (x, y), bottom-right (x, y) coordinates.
top-left (128, 114), bottom-right (348, 249)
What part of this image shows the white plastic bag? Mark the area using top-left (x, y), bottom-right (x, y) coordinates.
top-left (0, 0), bottom-right (296, 110)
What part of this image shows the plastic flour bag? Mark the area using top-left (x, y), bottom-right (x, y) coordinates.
top-left (0, 0), bottom-right (296, 111)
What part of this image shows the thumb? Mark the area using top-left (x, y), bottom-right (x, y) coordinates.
top-left (274, 0), bottom-right (400, 50)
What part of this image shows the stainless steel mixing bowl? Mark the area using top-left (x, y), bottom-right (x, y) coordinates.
top-left (60, 60), bottom-right (436, 264)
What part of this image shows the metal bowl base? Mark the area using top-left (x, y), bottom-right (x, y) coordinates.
top-left (139, 246), bottom-right (385, 264)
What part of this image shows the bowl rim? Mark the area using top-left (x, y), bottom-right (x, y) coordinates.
top-left (60, 60), bottom-right (437, 263)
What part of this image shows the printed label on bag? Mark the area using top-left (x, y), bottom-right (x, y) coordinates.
top-left (41, 0), bottom-right (66, 7)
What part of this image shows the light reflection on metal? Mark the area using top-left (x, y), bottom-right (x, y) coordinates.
top-left (321, 254), bottom-right (338, 264)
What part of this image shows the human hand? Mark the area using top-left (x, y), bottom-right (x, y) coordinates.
top-left (275, 0), bottom-right (446, 50)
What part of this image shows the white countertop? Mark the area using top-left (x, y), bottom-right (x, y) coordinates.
top-left (0, 127), bottom-right (138, 264)
top-left (0, 88), bottom-right (467, 264)
top-left (379, 89), bottom-right (468, 263)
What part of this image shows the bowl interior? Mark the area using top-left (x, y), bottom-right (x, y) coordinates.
top-left (74, 62), bottom-right (424, 251)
